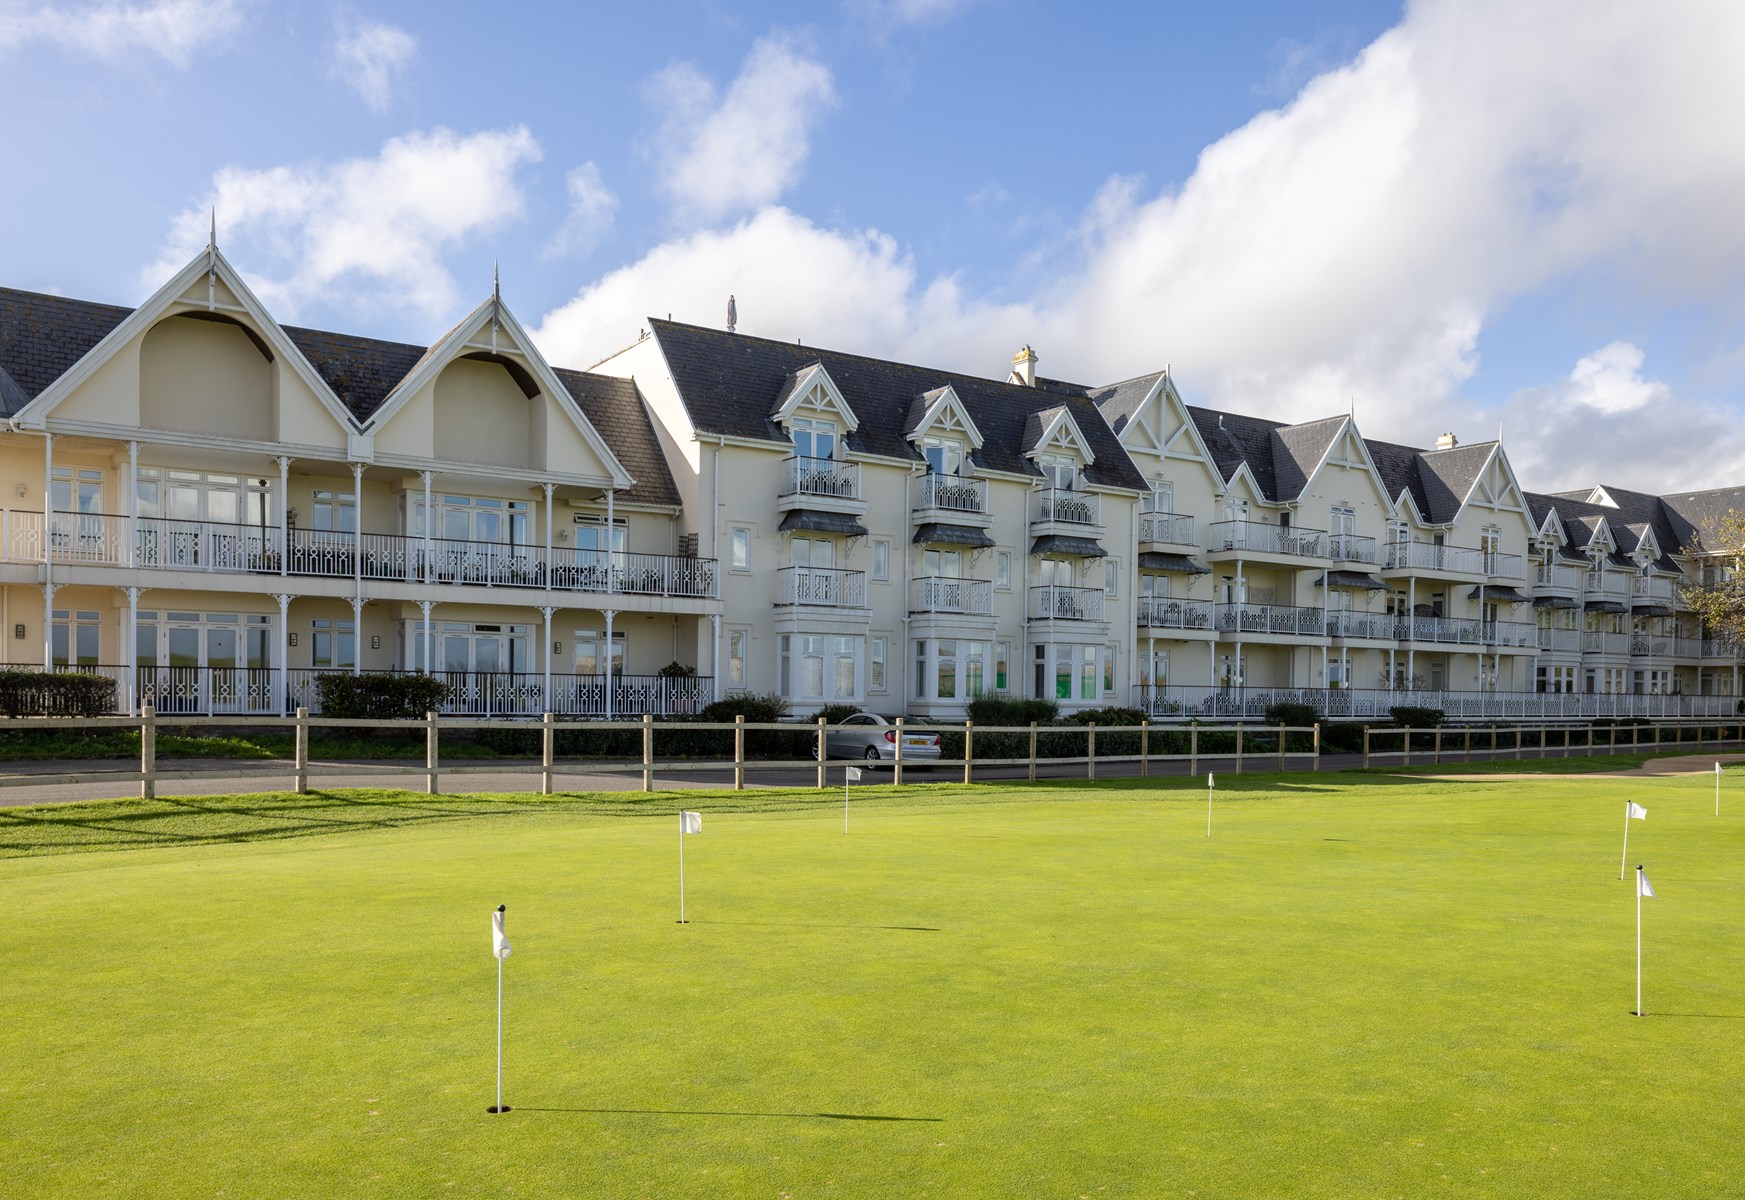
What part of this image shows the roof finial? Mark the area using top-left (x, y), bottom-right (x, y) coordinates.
top-left (727, 294), bottom-right (737, 334)
top-left (493, 259), bottom-right (500, 304)
top-left (209, 206), bottom-right (216, 251)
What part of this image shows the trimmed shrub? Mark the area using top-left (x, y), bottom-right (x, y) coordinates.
top-left (314, 673), bottom-right (453, 720)
top-left (1264, 701), bottom-right (1321, 728)
top-left (814, 702), bottom-right (865, 726)
top-left (695, 692), bottom-right (807, 758)
top-left (1388, 705), bottom-right (1445, 728)
top-left (0, 670), bottom-right (116, 717)
top-left (966, 694), bottom-right (1058, 728)
top-left (655, 660), bottom-right (696, 678)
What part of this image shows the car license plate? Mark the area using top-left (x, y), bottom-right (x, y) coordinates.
top-left (903, 735), bottom-right (933, 749)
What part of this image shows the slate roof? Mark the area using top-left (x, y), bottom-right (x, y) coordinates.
top-left (1659, 486), bottom-right (1745, 552)
top-left (0, 286), bottom-right (679, 506)
top-left (1087, 371), bottom-right (1165, 435)
top-left (1181, 406), bottom-right (1353, 503)
top-left (1523, 489), bottom-right (1684, 572)
top-left (647, 320), bottom-right (1146, 491)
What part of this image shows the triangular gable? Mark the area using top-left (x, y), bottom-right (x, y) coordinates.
top-left (1582, 517), bottom-right (1617, 554)
top-left (905, 384), bottom-right (983, 450)
top-left (1536, 506), bottom-right (1568, 545)
top-left (1588, 486), bottom-right (1621, 508)
top-left (1025, 405), bottom-right (1096, 465)
top-left (1113, 374), bottom-right (1219, 469)
top-left (1297, 417), bottom-right (1395, 515)
top-left (12, 243), bottom-right (360, 436)
top-left (771, 362), bottom-right (858, 432)
top-left (1220, 461), bottom-right (1267, 507)
top-left (1392, 487), bottom-right (1427, 527)
top-left (1456, 445), bottom-right (1530, 522)
top-left (1628, 524), bottom-right (1661, 560)
top-left (367, 291), bottom-right (633, 488)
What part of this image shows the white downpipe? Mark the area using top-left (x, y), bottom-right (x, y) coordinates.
top-left (42, 432), bottom-right (52, 670)
top-left (275, 593), bottom-right (290, 714)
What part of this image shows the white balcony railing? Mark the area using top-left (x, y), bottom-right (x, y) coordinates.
top-left (1487, 620), bottom-right (1537, 648)
top-left (1215, 602), bottom-right (1325, 636)
top-left (1535, 562), bottom-right (1584, 591)
top-left (1631, 634), bottom-right (1674, 656)
top-left (777, 566), bottom-right (867, 608)
top-left (1384, 540), bottom-right (1487, 575)
top-left (1209, 521), bottom-right (1328, 558)
top-left (1138, 512), bottom-right (1197, 546)
top-left (1583, 630), bottom-right (1631, 654)
top-left (1632, 577), bottom-right (1680, 605)
top-left (915, 474), bottom-right (988, 515)
top-left (1584, 572), bottom-right (1631, 600)
top-left (909, 576), bottom-right (992, 615)
top-left (1327, 533), bottom-right (1378, 564)
top-left (1325, 609), bottom-right (1397, 639)
top-left (1400, 614), bottom-right (1486, 645)
top-left (1028, 585), bottom-right (1105, 621)
top-left (1537, 627), bottom-right (1581, 652)
top-left (1032, 489), bottom-right (1100, 526)
top-left (1136, 596), bottom-right (1214, 630)
top-left (780, 455), bottom-right (860, 501)
top-left (1130, 684), bottom-right (1742, 722)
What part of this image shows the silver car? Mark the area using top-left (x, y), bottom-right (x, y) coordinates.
top-left (816, 712), bottom-right (943, 765)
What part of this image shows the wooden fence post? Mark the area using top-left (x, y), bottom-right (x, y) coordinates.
top-left (294, 706), bottom-right (309, 794)
top-left (1190, 725), bottom-right (1200, 776)
top-left (816, 717), bottom-right (827, 790)
top-left (1312, 722), bottom-right (1321, 772)
top-left (963, 721), bottom-right (974, 785)
top-left (1464, 727), bottom-right (1471, 764)
top-left (1028, 721), bottom-right (1038, 782)
top-left (1586, 724), bottom-right (1594, 758)
top-left (643, 713), bottom-right (655, 793)
top-left (1403, 727), bottom-right (1412, 767)
top-left (425, 710), bottom-right (439, 795)
top-left (1087, 724), bottom-right (1097, 780)
top-left (1363, 725), bottom-right (1371, 769)
top-left (1491, 723), bottom-right (1498, 762)
top-left (1433, 727), bottom-right (1442, 765)
top-left (894, 717), bottom-right (905, 787)
top-left (1277, 722), bottom-right (1286, 771)
top-left (733, 715), bottom-right (745, 791)
top-left (541, 712), bottom-right (554, 795)
top-left (1235, 725), bottom-right (1244, 775)
top-left (140, 703), bottom-right (156, 800)
top-left (1140, 720), bottom-right (1150, 778)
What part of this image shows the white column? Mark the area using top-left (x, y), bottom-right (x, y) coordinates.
top-left (604, 490), bottom-right (616, 592)
top-left (542, 483), bottom-right (554, 589)
top-left (127, 441), bottom-right (139, 569)
top-left (541, 605), bottom-right (554, 706)
top-left (419, 600), bottom-right (434, 675)
top-left (276, 455), bottom-right (290, 576)
top-left (275, 593), bottom-right (290, 714)
top-left (1407, 577), bottom-right (1417, 689)
top-left (126, 586), bottom-right (140, 717)
top-left (420, 471), bottom-right (433, 584)
top-left (351, 462), bottom-right (364, 595)
top-left (350, 595), bottom-right (363, 676)
top-left (710, 612), bottom-right (721, 702)
top-left (604, 608), bottom-right (616, 719)
top-left (42, 432), bottom-right (53, 668)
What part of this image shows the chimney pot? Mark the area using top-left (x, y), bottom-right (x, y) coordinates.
top-left (1010, 344), bottom-right (1038, 387)
top-left (1435, 432), bottom-right (1458, 450)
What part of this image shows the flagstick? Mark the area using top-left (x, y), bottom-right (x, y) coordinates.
top-left (1620, 802), bottom-right (1630, 880)
top-left (496, 950), bottom-right (505, 1109)
top-left (678, 815), bottom-right (687, 924)
top-left (1207, 774), bottom-right (1214, 838)
top-left (844, 769), bottom-right (850, 834)
top-left (1717, 763), bottom-right (1722, 817)
top-left (1635, 864), bottom-right (1644, 1017)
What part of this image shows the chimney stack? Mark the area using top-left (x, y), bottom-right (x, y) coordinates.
top-left (1435, 432), bottom-right (1458, 450)
top-left (1010, 344), bottom-right (1038, 387)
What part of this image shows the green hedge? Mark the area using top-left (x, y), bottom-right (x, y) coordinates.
top-left (313, 673), bottom-right (454, 720)
top-left (0, 670), bottom-right (116, 717)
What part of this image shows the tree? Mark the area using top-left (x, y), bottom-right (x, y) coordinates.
top-left (1679, 509), bottom-right (1745, 655)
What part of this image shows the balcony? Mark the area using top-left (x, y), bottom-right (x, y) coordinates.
top-left (1535, 562), bottom-right (1584, 593)
top-left (1032, 488), bottom-right (1101, 527)
top-left (1215, 602), bottom-right (1325, 637)
top-left (1383, 540), bottom-right (1487, 576)
top-left (1702, 638), bottom-right (1739, 660)
top-left (776, 455), bottom-right (863, 519)
top-left (6, 509), bottom-right (718, 599)
top-left (1138, 512), bottom-right (1197, 547)
top-left (1327, 532), bottom-right (1378, 564)
top-left (1326, 609), bottom-right (1397, 640)
top-left (1537, 627), bottom-right (1581, 652)
top-left (1208, 521), bottom-right (1328, 560)
top-left (1136, 596), bottom-right (1214, 631)
top-left (1399, 614), bottom-right (1486, 646)
top-left (1631, 634), bottom-right (1673, 656)
top-left (908, 576), bottom-right (992, 616)
top-left (913, 474), bottom-right (989, 518)
top-left (777, 566), bottom-right (867, 608)
top-left (1028, 585), bottom-right (1105, 622)
top-left (1632, 576), bottom-right (1680, 607)
top-left (1584, 572), bottom-right (1631, 602)
top-left (1583, 630), bottom-right (1631, 654)
top-left (1486, 620), bottom-right (1537, 648)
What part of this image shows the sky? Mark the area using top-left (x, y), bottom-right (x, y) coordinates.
top-left (3, 0), bottom-right (1744, 498)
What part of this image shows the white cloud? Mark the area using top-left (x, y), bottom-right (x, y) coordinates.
top-left (542, 163), bottom-right (618, 260)
top-left (846, 0), bottom-right (976, 30)
top-left (0, 0), bottom-right (247, 66)
top-left (145, 126), bottom-right (541, 320)
top-left (540, 0), bottom-right (1745, 498)
top-left (647, 33), bottom-right (836, 224)
top-left (332, 16), bottom-right (416, 112)
top-left (1502, 344), bottom-right (1745, 494)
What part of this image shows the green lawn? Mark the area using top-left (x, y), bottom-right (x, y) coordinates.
top-left (3, 772), bottom-right (1743, 1198)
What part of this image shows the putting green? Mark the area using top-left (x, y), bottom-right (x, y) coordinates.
top-left (3, 772), bottom-right (1742, 1197)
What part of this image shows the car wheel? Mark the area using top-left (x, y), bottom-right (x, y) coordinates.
top-left (864, 747), bottom-right (882, 764)
top-left (811, 743), bottom-right (822, 761)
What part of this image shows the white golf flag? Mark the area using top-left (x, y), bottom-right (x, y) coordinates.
top-left (680, 810), bottom-right (702, 835)
top-left (1638, 869), bottom-right (1656, 899)
top-left (491, 906), bottom-right (511, 959)
top-left (846, 767), bottom-right (862, 782)
top-left (1208, 772), bottom-right (1215, 789)
top-left (1627, 802), bottom-right (1647, 820)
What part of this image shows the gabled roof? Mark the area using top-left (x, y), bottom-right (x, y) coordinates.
top-left (1414, 442), bottom-right (1499, 524)
top-left (1088, 371), bottom-right (1166, 433)
top-left (903, 384), bottom-right (984, 450)
top-left (0, 288), bottom-right (132, 414)
top-left (1183, 406), bottom-right (1357, 503)
top-left (1270, 415), bottom-right (1348, 500)
top-left (773, 362), bottom-right (858, 431)
top-left (1659, 486), bottom-right (1745, 553)
top-left (645, 320), bottom-right (1145, 489)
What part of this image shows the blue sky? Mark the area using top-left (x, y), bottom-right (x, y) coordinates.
top-left (4, 0), bottom-right (1744, 496)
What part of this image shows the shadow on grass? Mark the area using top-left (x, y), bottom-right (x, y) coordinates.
top-left (690, 919), bottom-right (941, 932)
top-left (513, 1107), bottom-right (941, 1122)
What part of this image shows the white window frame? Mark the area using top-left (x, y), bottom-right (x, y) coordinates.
top-left (869, 635), bottom-right (888, 693)
top-left (729, 527), bottom-right (752, 572)
top-left (727, 628), bottom-right (749, 690)
top-left (871, 539), bottom-right (891, 581)
top-left (995, 550), bottom-right (1012, 591)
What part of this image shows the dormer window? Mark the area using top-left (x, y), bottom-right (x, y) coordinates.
top-left (790, 416), bottom-right (837, 461)
top-left (1037, 453), bottom-right (1077, 491)
top-left (923, 435), bottom-right (965, 476)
